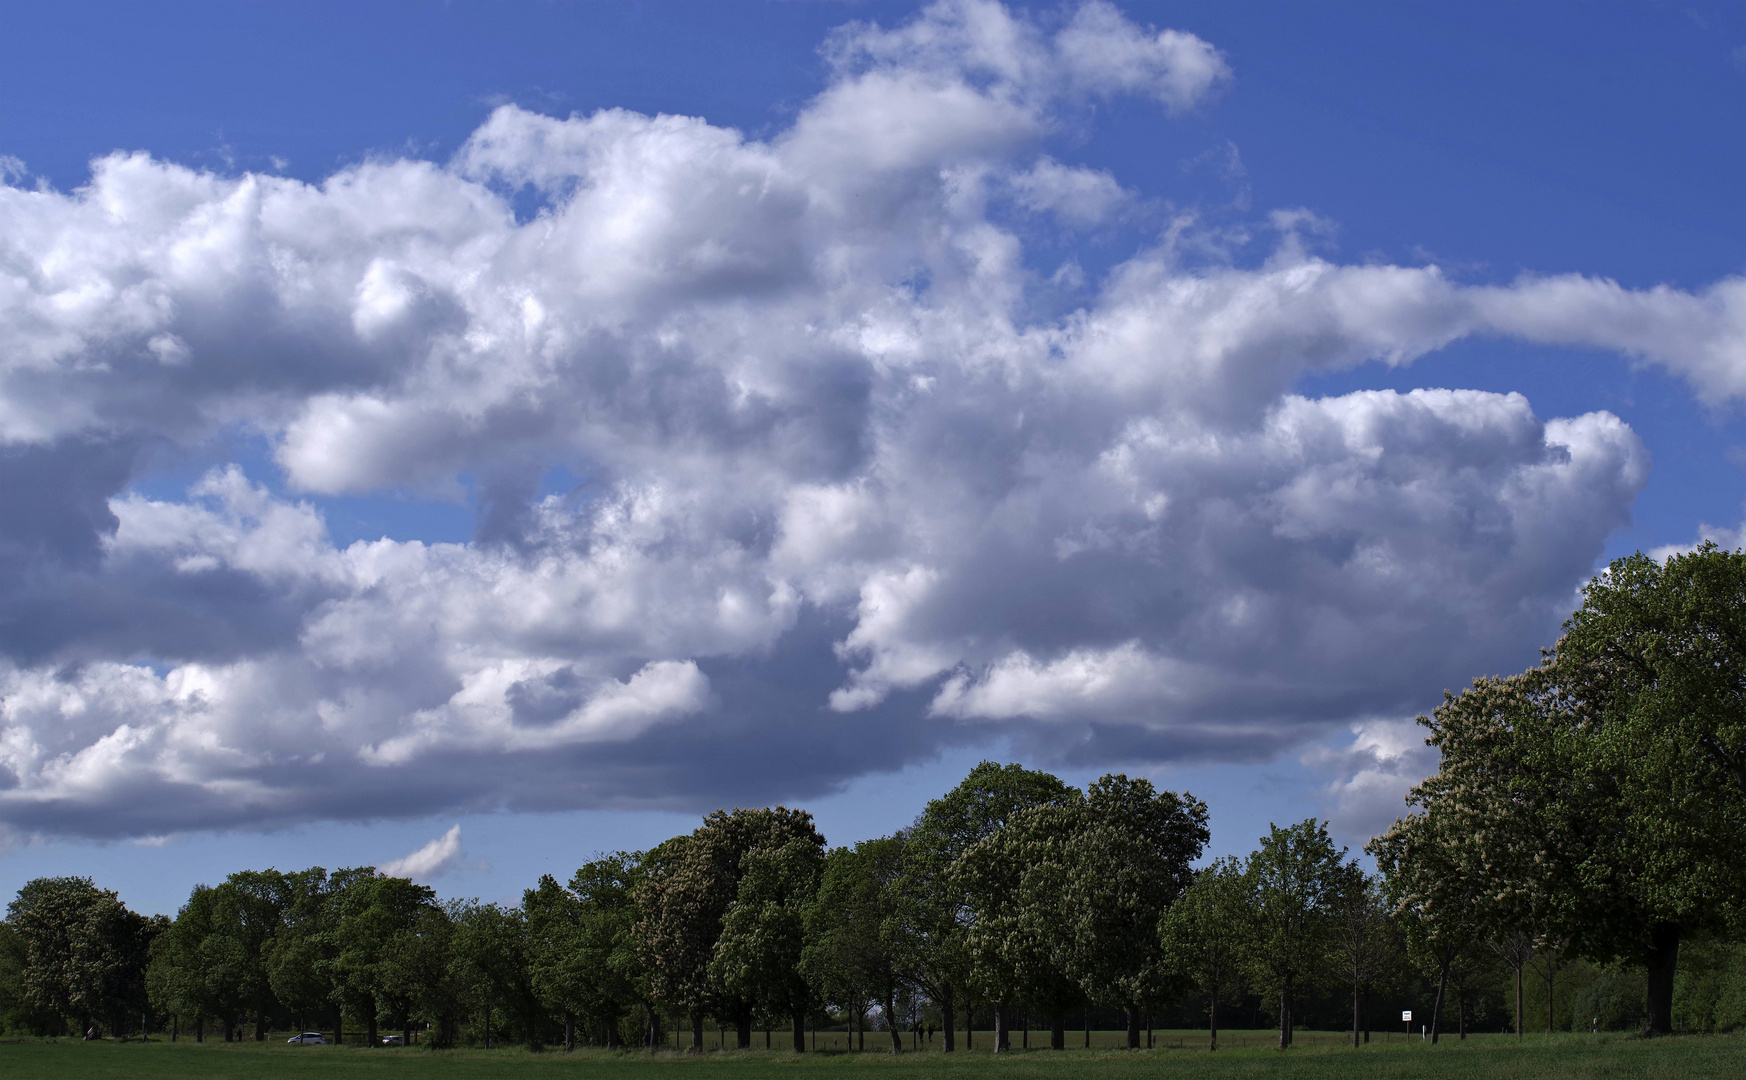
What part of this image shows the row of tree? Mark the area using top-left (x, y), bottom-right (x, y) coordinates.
top-left (1, 545), bottom-right (1741, 1050)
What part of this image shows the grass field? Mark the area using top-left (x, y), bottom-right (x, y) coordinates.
top-left (2, 1030), bottom-right (1741, 1080)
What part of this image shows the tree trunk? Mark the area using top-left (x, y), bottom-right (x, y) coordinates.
top-left (1459, 991), bottom-right (1466, 1039)
top-left (607, 1014), bottom-right (623, 1050)
top-left (887, 992), bottom-right (902, 1053)
top-left (335, 1010), bottom-right (343, 1046)
top-left (482, 1004), bottom-right (490, 1050)
top-left (994, 1003), bottom-right (1010, 1052)
top-left (1209, 995), bottom-right (1218, 1052)
top-left (736, 1016), bottom-right (751, 1050)
top-left (965, 999), bottom-right (973, 1051)
top-left (1644, 922), bottom-right (1679, 1036)
top-left (691, 1012), bottom-right (703, 1053)
top-left (1126, 1005), bottom-right (1141, 1050)
top-left (792, 1008), bottom-right (805, 1053)
top-left (368, 1012), bottom-right (378, 1048)
top-left (405, 1019), bottom-right (414, 1049)
top-left (1352, 979), bottom-right (1361, 1048)
top-left (1278, 980), bottom-right (1291, 1050)
top-left (939, 985), bottom-right (954, 1051)
top-left (565, 1011), bottom-right (575, 1052)
top-left (1515, 964), bottom-right (1524, 1037)
top-left (256, 1010), bottom-right (266, 1041)
top-left (1084, 1007), bottom-right (1090, 1048)
top-left (196, 1016), bottom-right (204, 1043)
top-left (172, 1016), bottom-right (178, 1043)
top-left (1430, 958), bottom-right (1449, 1044)
top-left (1051, 1012), bottom-right (1064, 1050)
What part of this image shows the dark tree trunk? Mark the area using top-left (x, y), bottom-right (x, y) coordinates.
top-left (565, 1011), bottom-right (575, 1052)
top-left (691, 1012), bottom-right (703, 1054)
top-left (887, 992), bottom-right (903, 1053)
top-left (1126, 1005), bottom-right (1141, 1050)
top-left (1084, 1007), bottom-right (1090, 1048)
top-left (1430, 958), bottom-right (1449, 1044)
top-left (994, 1003), bottom-right (1010, 1052)
top-left (256, 1010), bottom-right (266, 1041)
top-left (1051, 1012), bottom-right (1064, 1050)
top-left (196, 1016), bottom-right (204, 1043)
top-left (1278, 980), bottom-right (1291, 1050)
top-left (607, 1014), bottom-right (623, 1049)
top-left (736, 1016), bottom-right (751, 1049)
top-left (405, 1019), bottom-right (414, 1048)
top-left (336, 1010), bottom-right (344, 1045)
top-left (1515, 964), bottom-right (1524, 1036)
top-left (171, 1016), bottom-right (178, 1043)
top-left (965, 999), bottom-right (973, 1051)
top-left (1644, 922), bottom-right (1679, 1036)
top-left (791, 1008), bottom-right (805, 1053)
top-left (1459, 991), bottom-right (1466, 1039)
top-left (1209, 995), bottom-right (1218, 1052)
top-left (368, 1012), bottom-right (378, 1047)
top-left (1353, 979), bottom-right (1361, 1048)
top-left (940, 985), bottom-right (954, 1051)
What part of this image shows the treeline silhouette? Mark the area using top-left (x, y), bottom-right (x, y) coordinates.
top-left (2, 547), bottom-right (1743, 1049)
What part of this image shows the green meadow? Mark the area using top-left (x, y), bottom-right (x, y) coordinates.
top-left (3, 1031), bottom-right (1740, 1080)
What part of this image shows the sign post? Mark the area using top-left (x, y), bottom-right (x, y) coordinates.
top-left (1402, 1010), bottom-right (1412, 1041)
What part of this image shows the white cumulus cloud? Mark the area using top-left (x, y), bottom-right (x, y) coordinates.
top-left (378, 824), bottom-right (482, 881)
top-left (0, 1), bottom-right (1735, 841)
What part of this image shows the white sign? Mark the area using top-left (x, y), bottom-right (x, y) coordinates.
top-left (1401, 1010), bottom-right (1412, 1022)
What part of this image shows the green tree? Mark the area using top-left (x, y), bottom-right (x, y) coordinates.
top-left (525, 874), bottom-right (589, 1050)
top-left (1328, 871), bottom-right (1401, 1047)
top-left (802, 837), bottom-right (906, 1052)
top-left (1554, 543), bottom-right (1746, 1034)
top-left (1371, 802), bottom-right (1489, 1044)
top-left (326, 873), bottom-right (444, 1046)
top-left (711, 836), bottom-right (824, 1051)
top-left (1058, 775), bottom-right (1207, 1049)
top-left (261, 867), bottom-right (373, 1043)
top-left (1244, 820), bottom-right (1348, 1051)
top-left (1160, 857), bottom-right (1249, 1051)
top-left (1374, 669), bottom-right (1575, 1039)
top-left (634, 806), bottom-right (823, 1051)
top-left (9, 877), bottom-right (153, 1038)
top-left (901, 761), bottom-right (1071, 1051)
top-left (953, 799), bottom-right (1084, 1053)
top-left (573, 853), bottom-right (652, 1047)
top-left (375, 901), bottom-right (456, 1047)
top-left (449, 900), bottom-right (540, 1049)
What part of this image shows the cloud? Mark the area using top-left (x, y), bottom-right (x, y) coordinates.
top-left (1304, 718), bottom-right (1440, 847)
top-left (377, 824), bottom-right (483, 881)
top-left (0, 1), bottom-right (1734, 841)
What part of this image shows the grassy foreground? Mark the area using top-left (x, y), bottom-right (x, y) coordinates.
top-left (1, 1031), bottom-right (1741, 1080)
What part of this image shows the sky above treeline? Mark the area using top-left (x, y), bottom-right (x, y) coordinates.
top-left (0, 0), bottom-right (1742, 917)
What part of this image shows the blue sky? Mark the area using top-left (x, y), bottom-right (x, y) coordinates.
top-left (0, 0), bottom-right (1741, 916)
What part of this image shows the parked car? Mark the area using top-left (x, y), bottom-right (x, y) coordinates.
top-left (287, 1032), bottom-right (326, 1044)
top-left (381, 1034), bottom-right (404, 1046)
